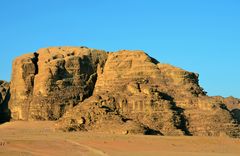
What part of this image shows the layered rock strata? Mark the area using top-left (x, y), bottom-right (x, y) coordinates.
top-left (9, 47), bottom-right (107, 120)
top-left (7, 47), bottom-right (240, 137)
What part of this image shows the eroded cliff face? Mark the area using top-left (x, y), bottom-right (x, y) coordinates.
top-left (7, 47), bottom-right (240, 137)
top-left (9, 47), bottom-right (107, 120)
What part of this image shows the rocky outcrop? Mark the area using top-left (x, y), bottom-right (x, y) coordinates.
top-left (210, 96), bottom-right (240, 124)
top-left (9, 47), bottom-right (107, 120)
top-left (0, 81), bottom-right (10, 123)
top-left (212, 96), bottom-right (240, 110)
top-left (8, 47), bottom-right (240, 137)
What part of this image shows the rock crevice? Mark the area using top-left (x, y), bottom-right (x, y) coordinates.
top-left (0, 81), bottom-right (10, 123)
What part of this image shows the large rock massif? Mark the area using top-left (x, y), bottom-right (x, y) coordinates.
top-left (2, 47), bottom-right (240, 137)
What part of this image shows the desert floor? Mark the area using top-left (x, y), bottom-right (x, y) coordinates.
top-left (0, 121), bottom-right (240, 156)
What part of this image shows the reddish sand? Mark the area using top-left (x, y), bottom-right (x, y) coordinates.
top-left (0, 121), bottom-right (240, 156)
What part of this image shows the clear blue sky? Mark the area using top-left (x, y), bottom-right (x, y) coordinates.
top-left (0, 0), bottom-right (239, 98)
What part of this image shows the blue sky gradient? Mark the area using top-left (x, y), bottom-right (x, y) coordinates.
top-left (0, 0), bottom-right (239, 97)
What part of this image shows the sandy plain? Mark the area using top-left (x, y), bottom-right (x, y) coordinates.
top-left (0, 121), bottom-right (240, 156)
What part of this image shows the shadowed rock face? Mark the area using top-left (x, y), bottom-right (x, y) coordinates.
top-left (7, 47), bottom-right (240, 137)
top-left (0, 81), bottom-right (10, 123)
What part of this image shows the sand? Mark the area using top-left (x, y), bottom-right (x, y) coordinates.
top-left (0, 121), bottom-right (240, 156)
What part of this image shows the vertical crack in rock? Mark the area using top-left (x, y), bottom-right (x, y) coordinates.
top-left (171, 102), bottom-right (192, 136)
top-left (29, 52), bottom-right (39, 89)
top-left (32, 52), bottom-right (39, 75)
top-left (72, 50), bottom-right (109, 103)
top-left (26, 52), bottom-right (39, 120)
top-left (154, 92), bottom-right (191, 135)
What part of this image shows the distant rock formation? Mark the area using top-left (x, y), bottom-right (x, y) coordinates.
top-left (0, 81), bottom-right (10, 123)
top-left (4, 46), bottom-right (240, 137)
top-left (211, 96), bottom-right (240, 124)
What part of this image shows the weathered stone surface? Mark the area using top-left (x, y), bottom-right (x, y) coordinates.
top-left (9, 47), bottom-right (107, 120)
top-left (212, 96), bottom-right (240, 110)
top-left (0, 80), bottom-right (10, 123)
top-left (56, 95), bottom-right (159, 135)
top-left (55, 49), bottom-right (239, 137)
top-left (8, 47), bottom-right (240, 137)
top-left (211, 96), bottom-right (240, 124)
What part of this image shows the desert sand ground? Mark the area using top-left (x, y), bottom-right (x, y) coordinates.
top-left (0, 121), bottom-right (240, 156)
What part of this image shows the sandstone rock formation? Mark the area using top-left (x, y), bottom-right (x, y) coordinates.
top-left (0, 81), bottom-right (10, 123)
top-left (7, 47), bottom-right (240, 137)
top-left (9, 47), bottom-right (107, 120)
top-left (211, 96), bottom-right (240, 124)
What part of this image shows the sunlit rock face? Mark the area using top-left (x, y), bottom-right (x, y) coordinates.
top-left (9, 47), bottom-right (107, 120)
top-left (8, 47), bottom-right (240, 137)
